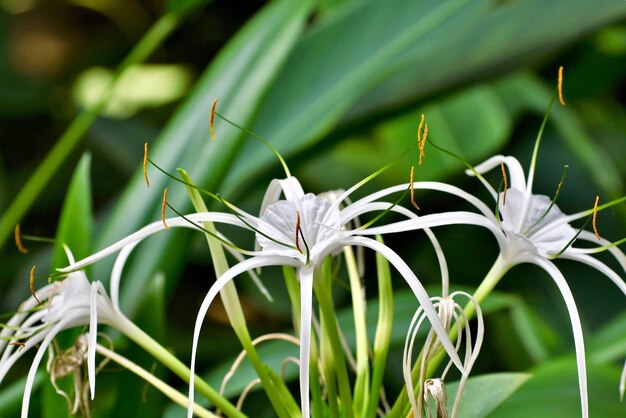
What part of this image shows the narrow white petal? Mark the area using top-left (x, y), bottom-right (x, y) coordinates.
top-left (467, 155), bottom-right (527, 193)
top-left (21, 317), bottom-right (74, 418)
top-left (343, 236), bottom-right (466, 373)
top-left (187, 256), bottom-right (300, 418)
top-left (88, 281), bottom-right (98, 399)
top-left (559, 253), bottom-right (626, 298)
top-left (110, 241), bottom-right (139, 311)
top-left (576, 231), bottom-right (626, 273)
top-left (59, 212), bottom-right (251, 273)
top-left (298, 266), bottom-right (314, 418)
top-left (521, 256), bottom-right (588, 418)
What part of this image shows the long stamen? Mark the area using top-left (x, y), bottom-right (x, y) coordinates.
top-left (417, 114), bottom-right (425, 144)
top-left (210, 99), bottom-right (218, 141)
top-left (14, 224), bottom-right (28, 254)
top-left (558, 66), bottom-right (566, 106)
top-left (161, 188), bottom-right (170, 231)
top-left (552, 216), bottom-right (591, 258)
top-left (143, 143), bottom-right (150, 188)
top-left (592, 196), bottom-right (600, 240)
top-left (524, 165), bottom-right (569, 235)
top-left (295, 211), bottom-right (303, 254)
top-left (410, 166), bottom-right (420, 210)
top-left (30, 266), bottom-right (41, 304)
top-left (215, 111), bottom-right (291, 178)
top-left (500, 163), bottom-right (508, 206)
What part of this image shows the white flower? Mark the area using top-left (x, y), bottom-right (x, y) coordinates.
top-left (0, 255), bottom-right (129, 418)
top-left (60, 176), bottom-right (465, 418)
top-left (403, 291), bottom-right (484, 418)
top-left (361, 151), bottom-right (626, 418)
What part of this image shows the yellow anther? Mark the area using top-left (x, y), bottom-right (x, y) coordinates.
top-left (417, 114), bottom-right (425, 145)
top-left (558, 66), bottom-right (566, 106)
top-left (30, 266), bottom-right (41, 305)
top-left (14, 224), bottom-right (28, 254)
top-left (143, 143), bottom-right (150, 188)
top-left (162, 188), bottom-right (170, 231)
top-left (419, 123), bottom-right (428, 165)
top-left (410, 166), bottom-right (420, 210)
top-left (210, 99), bottom-right (218, 141)
top-left (592, 195), bottom-right (600, 240)
top-left (500, 162), bottom-right (508, 206)
top-left (295, 211), bottom-right (303, 254)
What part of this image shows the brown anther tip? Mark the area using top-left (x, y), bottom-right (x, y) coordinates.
top-left (592, 195), bottom-right (600, 240)
top-left (14, 224), bottom-right (28, 254)
top-left (500, 162), bottom-right (508, 206)
top-left (143, 143), bottom-right (150, 188)
top-left (210, 99), bottom-right (218, 141)
top-left (558, 66), bottom-right (566, 106)
top-left (410, 166), bottom-right (420, 211)
top-left (162, 188), bottom-right (170, 231)
top-left (295, 211), bottom-right (303, 254)
top-left (30, 266), bottom-right (41, 305)
top-left (9, 342), bottom-right (26, 351)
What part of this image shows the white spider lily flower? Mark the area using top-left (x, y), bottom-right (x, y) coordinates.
top-left (403, 291), bottom-right (483, 418)
top-left (361, 151), bottom-right (626, 418)
top-left (59, 176), bottom-right (464, 418)
top-left (0, 267), bottom-right (129, 418)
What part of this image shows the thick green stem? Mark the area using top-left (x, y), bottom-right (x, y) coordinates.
top-left (116, 316), bottom-right (244, 418)
top-left (95, 344), bottom-right (217, 418)
top-left (345, 246), bottom-right (370, 417)
top-left (314, 262), bottom-right (354, 418)
top-left (389, 254), bottom-right (511, 417)
top-left (0, 13), bottom-right (182, 248)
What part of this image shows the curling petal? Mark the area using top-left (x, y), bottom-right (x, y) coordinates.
top-left (299, 266), bottom-right (314, 418)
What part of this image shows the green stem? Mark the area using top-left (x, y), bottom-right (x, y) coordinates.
top-left (116, 316), bottom-right (244, 418)
top-left (345, 246), bottom-right (370, 417)
top-left (314, 261), bottom-right (354, 418)
top-left (95, 343), bottom-right (217, 418)
top-left (0, 12), bottom-right (183, 248)
top-left (365, 236), bottom-right (393, 418)
top-left (180, 170), bottom-right (296, 418)
top-left (389, 254), bottom-right (511, 417)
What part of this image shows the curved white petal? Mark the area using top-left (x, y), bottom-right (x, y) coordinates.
top-left (21, 316), bottom-right (75, 418)
top-left (59, 212), bottom-right (253, 273)
top-left (575, 231), bottom-right (626, 273)
top-left (520, 255), bottom-right (588, 418)
top-left (340, 236), bottom-right (465, 374)
top-left (88, 281), bottom-right (99, 399)
top-left (187, 255), bottom-right (300, 418)
top-left (110, 241), bottom-right (139, 311)
top-left (620, 359), bottom-right (626, 401)
top-left (559, 253), bottom-right (626, 297)
top-left (467, 155), bottom-right (527, 194)
top-left (358, 211), bottom-right (507, 251)
top-left (298, 266), bottom-right (314, 418)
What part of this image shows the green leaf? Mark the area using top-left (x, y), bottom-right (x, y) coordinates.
top-left (298, 82), bottom-right (511, 191)
top-left (166, 0), bottom-right (212, 15)
top-left (52, 153), bottom-right (93, 270)
top-left (588, 311), bottom-right (626, 364)
top-left (93, 0), bottom-right (314, 316)
top-left (0, 373), bottom-right (44, 415)
top-left (444, 373), bottom-right (531, 418)
top-left (488, 358), bottom-right (626, 418)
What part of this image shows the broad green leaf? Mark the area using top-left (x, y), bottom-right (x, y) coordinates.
top-left (488, 358), bottom-right (626, 418)
top-left (445, 373), bottom-right (531, 418)
top-left (588, 311), bottom-right (626, 364)
top-left (221, 0), bottom-right (490, 196)
top-left (220, 0), bottom-right (626, 196)
top-left (298, 82), bottom-right (511, 191)
top-left (52, 153), bottom-right (94, 270)
top-left (344, 0), bottom-right (626, 126)
top-left (93, 0), bottom-right (314, 316)
top-left (166, 0), bottom-right (212, 15)
top-left (0, 373), bottom-right (45, 415)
